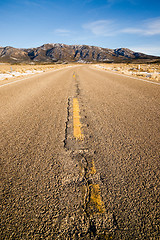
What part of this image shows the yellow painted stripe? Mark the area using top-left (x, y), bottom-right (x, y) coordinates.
top-left (87, 184), bottom-right (105, 214)
top-left (89, 162), bottom-right (105, 213)
top-left (73, 98), bottom-right (84, 140)
top-left (90, 159), bottom-right (96, 175)
top-left (73, 98), bottom-right (105, 214)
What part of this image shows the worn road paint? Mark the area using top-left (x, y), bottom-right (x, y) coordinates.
top-left (73, 97), bottom-right (105, 215)
top-left (73, 98), bottom-right (84, 140)
top-left (87, 184), bottom-right (105, 214)
top-left (90, 159), bottom-right (96, 175)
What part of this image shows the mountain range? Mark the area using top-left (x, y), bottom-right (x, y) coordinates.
top-left (0, 43), bottom-right (159, 64)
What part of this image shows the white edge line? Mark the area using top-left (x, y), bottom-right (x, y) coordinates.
top-left (0, 65), bottom-right (76, 88)
top-left (90, 66), bottom-right (160, 86)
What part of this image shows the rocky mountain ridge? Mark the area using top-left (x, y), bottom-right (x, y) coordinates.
top-left (0, 43), bottom-right (159, 63)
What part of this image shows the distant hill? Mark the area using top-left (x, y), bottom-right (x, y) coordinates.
top-left (0, 43), bottom-right (159, 63)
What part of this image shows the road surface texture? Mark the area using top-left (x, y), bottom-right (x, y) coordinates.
top-left (1, 66), bottom-right (160, 239)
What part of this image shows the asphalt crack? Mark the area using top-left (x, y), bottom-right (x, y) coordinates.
top-left (61, 72), bottom-right (115, 239)
top-left (64, 97), bottom-right (70, 148)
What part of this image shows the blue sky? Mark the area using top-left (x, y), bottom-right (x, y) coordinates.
top-left (0, 0), bottom-right (160, 56)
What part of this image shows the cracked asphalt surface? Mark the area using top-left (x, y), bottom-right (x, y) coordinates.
top-left (1, 66), bottom-right (160, 239)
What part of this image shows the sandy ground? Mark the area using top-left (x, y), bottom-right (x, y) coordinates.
top-left (92, 63), bottom-right (160, 82)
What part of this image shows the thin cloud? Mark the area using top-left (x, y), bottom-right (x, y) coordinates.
top-left (130, 46), bottom-right (160, 56)
top-left (83, 17), bottom-right (160, 37)
top-left (122, 17), bottom-right (160, 36)
top-left (54, 29), bottom-right (71, 36)
top-left (23, 0), bottom-right (45, 7)
top-left (83, 20), bottom-right (117, 36)
top-left (107, 0), bottom-right (137, 7)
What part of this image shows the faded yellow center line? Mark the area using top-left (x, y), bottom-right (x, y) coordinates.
top-left (88, 161), bottom-right (105, 214)
top-left (73, 96), bottom-right (105, 214)
top-left (73, 98), bottom-right (84, 140)
top-left (88, 184), bottom-right (105, 214)
top-left (90, 159), bottom-right (96, 175)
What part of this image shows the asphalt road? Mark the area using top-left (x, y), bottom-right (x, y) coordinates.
top-left (1, 66), bottom-right (160, 239)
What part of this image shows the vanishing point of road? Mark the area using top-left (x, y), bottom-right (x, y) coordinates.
top-left (1, 66), bottom-right (160, 239)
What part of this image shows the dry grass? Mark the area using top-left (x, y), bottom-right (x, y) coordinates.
top-left (93, 63), bottom-right (160, 82)
top-left (0, 63), bottom-right (71, 74)
top-left (0, 63), bottom-right (75, 82)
